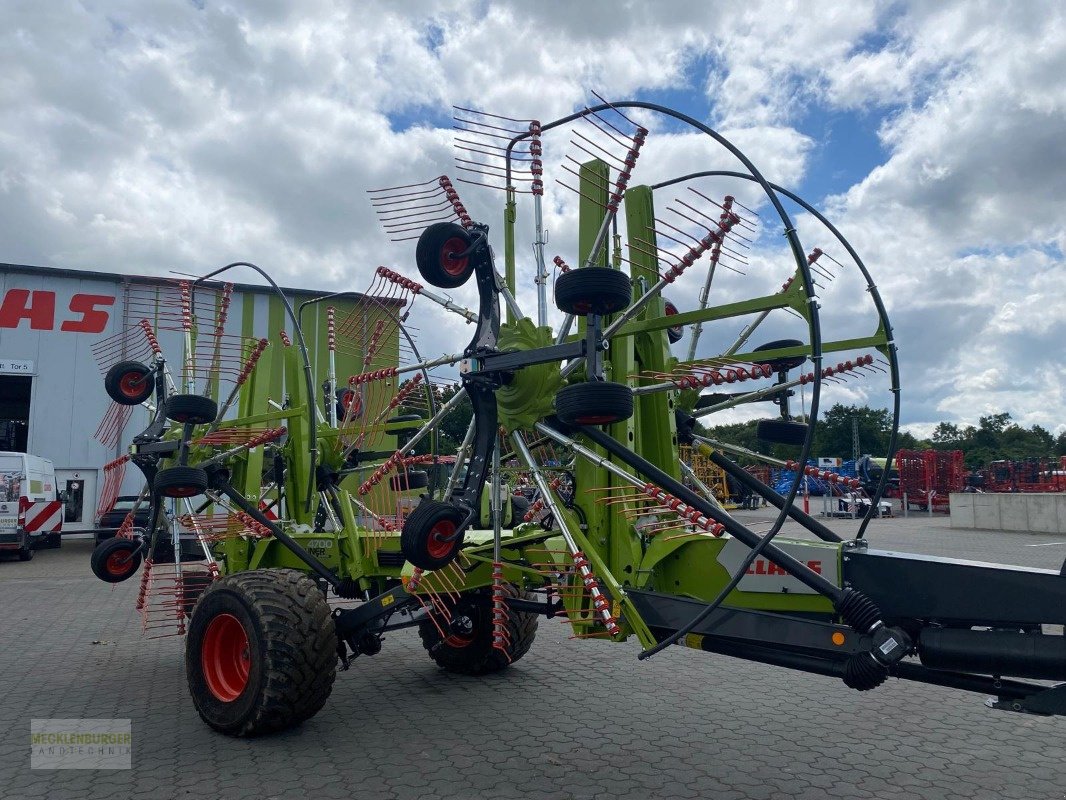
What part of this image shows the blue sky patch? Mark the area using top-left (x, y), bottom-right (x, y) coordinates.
top-left (797, 106), bottom-right (890, 202)
top-left (387, 102), bottom-right (454, 134)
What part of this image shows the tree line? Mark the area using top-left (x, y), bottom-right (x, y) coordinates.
top-left (704, 405), bottom-right (1065, 470)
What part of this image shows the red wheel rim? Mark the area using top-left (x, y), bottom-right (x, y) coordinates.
top-left (339, 390), bottom-right (361, 420)
top-left (442, 607), bottom-right (476, 648)
top-left (574, 414), bottom-right (617, 425)
top-left (443, 630), bottom-right (475, 648)
top-left (201, 613), bottom-right (251, 702)
top-left (440, 237), bottom-right (469, 276)
top-left (165, 486), bottom-right (200, 497)
top-left (664, 301), bottom-right (683, 336)
top-left (118, 371), bottom-right (145, 399)
top-left (105, 548), bottom-right (134, 576)
top-left (426, 519), bottom-right (457, 560)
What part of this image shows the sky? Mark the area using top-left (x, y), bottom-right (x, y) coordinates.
top-left (2, 0), bottom-right (1064, 438)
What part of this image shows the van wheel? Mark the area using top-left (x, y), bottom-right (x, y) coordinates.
top-left (18, 545), bottom-right (33, 561)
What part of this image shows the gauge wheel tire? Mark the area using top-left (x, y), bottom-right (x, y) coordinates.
top-left (155, 466), bottom-right (209, 498)
top-left (166, 394), bottom-right (218, 425)
top-left (664, 300), bottom-right (684, 344)
top-left (752, 339), bottom-right (807, 373)
top-left (555, 381), bottom-right (634, 426)
top-left (416, 222), bottom-right (475, 289)
top-left (389, 470), bottom-right (429, 492)
top-left (554, 267), bottom-right (632, 316)
top-left (756, 418), bottom-right (810, 446)
top-left (186, 569), bottom-right (336, 737)
top-left (104, 360), bottom-right (155, 406)
top-left (401, 500), bottom-right (466, 570)
top-left (90, 537), bottom-right (142, 583)
top-left (335, 388), bottom-right (358, 421)
top-left (418, 583), bottom-right (538, 675)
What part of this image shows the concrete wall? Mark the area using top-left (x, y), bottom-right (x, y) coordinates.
top-left (950, 492), bottom-right (1066, 533)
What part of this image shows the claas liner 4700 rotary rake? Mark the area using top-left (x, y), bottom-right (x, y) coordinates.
top-left (90, 99), bottom-right (1066, 736)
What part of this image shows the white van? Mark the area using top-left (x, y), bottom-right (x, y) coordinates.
top-left (0, 452), bottom-right (62, 561)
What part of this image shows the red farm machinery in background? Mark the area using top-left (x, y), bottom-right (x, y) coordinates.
top-left (896, 449), bottom-right (965, 511)
top-left (979, 458), bottom-right (1066, 494)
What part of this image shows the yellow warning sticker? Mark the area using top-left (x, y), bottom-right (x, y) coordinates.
top-left (381, 594), bottom-right (395, 608)
top-left (684, 633), bottom-right (704, 650)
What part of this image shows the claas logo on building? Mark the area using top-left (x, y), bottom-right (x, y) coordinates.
top-left (0, 290), bottom-right (114, 333)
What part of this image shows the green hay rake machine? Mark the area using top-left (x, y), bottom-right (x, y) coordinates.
top-left (90, 99), bottom-right (1066, 736)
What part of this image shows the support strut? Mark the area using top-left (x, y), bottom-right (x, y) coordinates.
top-left (575, 424), bottom-right (844, 601)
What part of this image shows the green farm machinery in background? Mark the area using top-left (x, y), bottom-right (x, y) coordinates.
top-left (90, 100), bottom-right (1066, 736)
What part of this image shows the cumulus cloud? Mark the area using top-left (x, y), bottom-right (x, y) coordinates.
top-left (1, 0), bottom-right (1063, 435)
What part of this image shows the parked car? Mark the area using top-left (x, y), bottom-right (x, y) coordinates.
top-left (95, 495), bottom-right (151, 544)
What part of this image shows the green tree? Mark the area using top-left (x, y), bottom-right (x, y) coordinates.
top-left (812, 404), bottom-right (893, 459)
top-left (436, 382), bottom-right (472, 454)
top-left (896, 430), bottom-right (923, 451)
top-left (930, 422), bottom-right (962, 449)
top-left (394, 379), bottom-right (472, 455)
top-left (978, 412), bottom-right (1012, 435)
top-left (699, 419), bottom-right (768, 464)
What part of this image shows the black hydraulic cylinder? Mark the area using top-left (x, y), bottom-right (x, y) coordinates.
top-left (707, 450), bottom-right (843, 543)
top-left (577, 425), bottom-right (844, 602)
top-left (918, 628), bottom-right (1066, 681)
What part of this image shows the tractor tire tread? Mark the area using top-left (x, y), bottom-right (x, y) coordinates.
top-left (418, 583), bottom-right (538, 675)
top-left (187, 569), bottom-right (336, 736)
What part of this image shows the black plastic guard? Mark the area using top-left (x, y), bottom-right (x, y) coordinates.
top-left (843, 548), bottom-right (1066, 627)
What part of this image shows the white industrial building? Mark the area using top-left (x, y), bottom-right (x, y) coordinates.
top-left (0, 263), bottom-right (366, 533)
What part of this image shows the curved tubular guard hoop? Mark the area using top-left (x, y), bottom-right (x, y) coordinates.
top-left (190, 263), bottom-right (320, 513)
top-left (496, 100), bottom-right (824, 656)
top-left (296, 292), bottom-right (440, 485)
top-left (650, 170), bottom-right (901, 540)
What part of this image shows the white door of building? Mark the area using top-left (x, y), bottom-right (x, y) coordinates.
top-left (55, 469), bottom-right (98, 532)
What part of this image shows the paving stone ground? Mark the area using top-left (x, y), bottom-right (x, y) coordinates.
top-left (1, 510), bottom-right (1064, 800)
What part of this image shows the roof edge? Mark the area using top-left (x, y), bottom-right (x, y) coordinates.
top-left (0, 261), bottom-right (404, 304)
